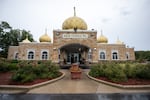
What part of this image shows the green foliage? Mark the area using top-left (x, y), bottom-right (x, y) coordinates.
top-left (135, 64), bottom-right (150, 79)
top-left (90, 63), bottom-right (127, 82)
top-left (0, 21), bottom-right (34, 58)
top-left (90, 62), bottom-right (150, 82)
top-left (11, 60), bottom-right (60, 83)
top-left (12, 66), bottom-right (36, 83)
top-left (104, 63), bottom-right (127, 82)
top-left (89, 64), bottom-right (107, 77)
top-left (0, 59), bottom-right (18, 72)
top-left (124, 63), bottom-right (136, 78)
top-left (135, 51), bottom-right (150, 62)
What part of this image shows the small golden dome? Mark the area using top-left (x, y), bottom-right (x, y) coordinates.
top-left (116, 37), bottom-right (123, 44)
top-left (22, 35), bottom-right (31, 43)
top-left (62, 7), bottom-right (87, 30)
top-left (39, 30), bottom-right (51, 42)
top-left (97, 33), bottom-right (108, 43)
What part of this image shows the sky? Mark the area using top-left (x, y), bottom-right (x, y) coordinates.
top-left (0, 0), bottom-right (150, 51)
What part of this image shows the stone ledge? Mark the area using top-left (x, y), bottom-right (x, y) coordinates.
top-left (87, 72), bottom-right (150, 89)
top-left (0, 71), bottom-right (65, 93)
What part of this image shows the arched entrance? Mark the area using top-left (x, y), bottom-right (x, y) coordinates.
top-left (59, 43), bottom-right (90, 65)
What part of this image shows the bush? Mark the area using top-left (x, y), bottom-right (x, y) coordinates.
top-left (12, 60), bottom-right (61, 83)
top-left (136, 64), bottom-right (150, 79)
top-left (124, 63), bottom-right (136, 78)
top-left (90, 62), bottom-right (150, 82)
top-left (104, 63), bottom-right (127, 82)
top-left (89, 64), bottom-right (104, 77)
top-left (89, 63), bottom-right (127, 82)
top-left (12, 65), bottom-right (36, 83)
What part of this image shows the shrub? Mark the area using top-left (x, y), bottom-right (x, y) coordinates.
top-left (12, 60), bottom-right (61, 83)
top-left (90, 63), bottom-right (127, 82)
top-left (104, 64), bottom-right (127, 82)
top-left (12, 65), bottom-right (36, 83)
top-left (124, 63), bottom-right (136, 78)
top-left (89, 64), bottom-right (103, 77)
top-left (136, 64), bottom-right (150, 79)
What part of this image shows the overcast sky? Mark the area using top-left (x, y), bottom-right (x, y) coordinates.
top-left (0, 0), bottom-right (150, 51)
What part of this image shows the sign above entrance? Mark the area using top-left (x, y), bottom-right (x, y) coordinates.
top-left (62, 34), bottom-right (88, 39)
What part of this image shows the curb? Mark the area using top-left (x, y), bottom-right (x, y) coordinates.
top-left (87, 73), bottom-right (150, 89)
top-left (0, 72), bottom-right (65, 93)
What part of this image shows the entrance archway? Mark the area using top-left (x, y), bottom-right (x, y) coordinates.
top-left (59, 43), bottom-right (90, 65)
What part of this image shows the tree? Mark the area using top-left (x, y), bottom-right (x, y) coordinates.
top-left (0, 21), bottom-right (34, 58)
top-left (135, 51), bottom-right (150, 62)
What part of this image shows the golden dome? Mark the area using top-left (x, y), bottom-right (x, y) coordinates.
top-left (97, 33), bottom-right (108, 43)
top-left (39, 30), bottom-right (51, 42)
top-left (116, 37), bottom-right (123, 44)
top-left (62, 7), bottom-right (87, 30)
top-left (22, 35), bottom-right (31, 43)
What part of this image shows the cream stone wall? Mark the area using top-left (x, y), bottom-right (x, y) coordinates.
top-left (18, 42), bottom-right (53, 60)
top-left (7, 46), bottom-right (19, 60)
top-left (53, 30), bottom-right (97, 63)
top-left (97, 43), bottom-right (135, 61)
top-left (7, 29), bottom-right (135, 62)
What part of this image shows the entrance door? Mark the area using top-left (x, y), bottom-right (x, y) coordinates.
top-left (67, 53), bottom-right (80, 64)
top-left (60, 43), bottom-right (89, 64)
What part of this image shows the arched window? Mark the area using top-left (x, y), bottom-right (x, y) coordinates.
top-left (15, 53), bottom-right (18, 60)
top-left (100, 52), bottom-right (105, 60)
top-left (112, 52), bottom-right (118, 60)
top-left (42, 51), bottom-right (48, 60)
top-left (28, 51), bottom-right (34, 60)
top-left (88, 49), bottom-right (92, 61)
top-left (126, 52), bottom-right (129, 60)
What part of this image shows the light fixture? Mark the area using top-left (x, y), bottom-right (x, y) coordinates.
top-left (94, 48), bottom-right (97, 50)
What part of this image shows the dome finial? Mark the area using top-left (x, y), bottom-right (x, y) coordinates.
top-left (74, 7), bottom-right (76, 16)
top-left (22, 34), bottom-right (31, 43)
top-left (97, 30), bottom-right (108, 43)
top-left (39, 29), bottom-right (51, 42)
top-left (116, 36), bottom-right (123, 44)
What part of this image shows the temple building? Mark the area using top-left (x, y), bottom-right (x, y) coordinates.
top-left (7, 7), bottom-right (135, 64)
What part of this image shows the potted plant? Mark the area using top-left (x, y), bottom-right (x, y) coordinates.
top-left (70, 63), bottom-right (82, 79)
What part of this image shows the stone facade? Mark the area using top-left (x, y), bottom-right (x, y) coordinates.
top-left (7, 29), bottom-right (135, 64)
top-left (7, 8), bottom-right (135, 63)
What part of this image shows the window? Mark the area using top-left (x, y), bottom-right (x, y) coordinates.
top-left (126, 52), bottom-right (129, 60)
top-left (88, 49), bottom-right (92, 61)
top-left (100, 52), bottom-right (105, 60)
top-left (42, 51), bottom-right (48, 60)
top-left (28, 51), bottom-right (34, 60)
top-left (14, 53), bottom-right (18, 60)
top-left (88, 53), bottom-right (92, 60)
top-left (112, 52), bottom-right (118, 60)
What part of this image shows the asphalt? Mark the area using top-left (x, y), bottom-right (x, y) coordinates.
top-left (27, 69), bottom-right (150, 94)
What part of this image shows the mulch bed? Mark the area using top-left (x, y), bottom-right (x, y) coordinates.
top-left (0, 72), bottom-right (61, 86)
top-left (96, 77), bottom-right (150, 85)
top-left (0, 72), bottom-right (150, 86)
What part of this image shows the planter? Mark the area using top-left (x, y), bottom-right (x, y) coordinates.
top-left (70, 63), bottom-right (82, 79)
top-left (71, 71), bottom-right (82, 79)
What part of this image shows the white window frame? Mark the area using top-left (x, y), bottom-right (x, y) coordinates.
top-left (88, 49), bottom-right (92, 61)
top-left (99, 50), bottom-right (106, 60)
top-left (27, 50), bottom-right (35, 60)
top-left (126, 52), bottom-right (130, 60)
top-left (112, 50), bottom-right (119, 60)
top-left (41, 50), bottom-right (49, 60)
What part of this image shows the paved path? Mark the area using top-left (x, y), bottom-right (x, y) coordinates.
top-left (28, 69), bottom-right (150, 94)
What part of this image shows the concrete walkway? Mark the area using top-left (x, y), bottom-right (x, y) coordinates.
top-left (28, 69), bottom-right (150, 94)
